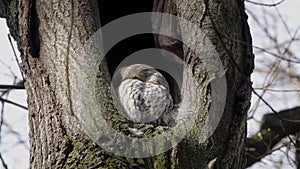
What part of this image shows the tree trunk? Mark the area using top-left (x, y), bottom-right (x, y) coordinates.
top-left (2, 0), bottom-right (254, 168)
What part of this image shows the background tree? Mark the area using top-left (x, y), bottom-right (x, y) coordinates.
top-left (245, 1), bottom-right (300, 168)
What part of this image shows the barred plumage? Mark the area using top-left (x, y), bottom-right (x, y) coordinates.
top-left (117, 64), bottom-right (173, 125)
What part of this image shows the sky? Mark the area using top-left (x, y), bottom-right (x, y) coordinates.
top-left (0, 18), bottom-right (29, 169)
top-left (0, 0), bottom-right (300, 169)
top-left (246, 0), bottom-right (300, 169)
top-left (246, 0), bottom-right (300, 134)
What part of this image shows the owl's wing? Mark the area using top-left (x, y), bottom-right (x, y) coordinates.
top-left (118, 79), bottom-right (173, 124)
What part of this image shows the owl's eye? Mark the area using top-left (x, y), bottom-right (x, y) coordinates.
top-left (132, 75), bottom-right (143, 81)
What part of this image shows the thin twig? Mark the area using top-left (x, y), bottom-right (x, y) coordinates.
top-left (0, 101), bottom-right (4, 144)
top-left (254, 88), bottom-right (300, 93)
top-left (0, 101), bottom-right (8, 169)
top-left (0, 98), bottom-right (28, 110)
top-left (245, 0), bottom-right (285, 7)
top-left (7, 34), bottom-right (25, 81)
top-left (0, 153), bottom-right (8, 169)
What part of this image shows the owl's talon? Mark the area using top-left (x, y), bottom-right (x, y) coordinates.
top-left (155, 126), bottom-right (170, 131)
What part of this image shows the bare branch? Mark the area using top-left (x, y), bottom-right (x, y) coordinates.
top-left (0, 98), bottom-right (28, 110)
top-left (245, 0), bottom-right (285, 7)
top-left (8, 34), bottom-right (25, 80)
top-left (0, 80), bottom-right (25, 97)
top-left (0, 100), bottom-right (8, 169)
top-left (0, 84), bottom-right (25, 90)
top-left (254, 88), bottom-right (300, 93)
top-left (246, 107), bottom-right (300, 167)
top-left (0, 153), bottom-right (8, 169)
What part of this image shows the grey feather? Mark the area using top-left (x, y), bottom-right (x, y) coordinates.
top-left (117, 64), bottom-right (174, 125)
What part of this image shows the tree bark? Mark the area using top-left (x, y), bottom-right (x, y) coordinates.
top-left (2, 0), bottom-right (254, 168)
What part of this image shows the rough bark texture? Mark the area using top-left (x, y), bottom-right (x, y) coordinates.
top-left (296, 132), bottom-right (300, 169)
top-left (152, 0), bottom-right (254, 168)
top-left (3, 0), bottom-right (140, 168)
top-left (2, 0), bottom-right (254, 168)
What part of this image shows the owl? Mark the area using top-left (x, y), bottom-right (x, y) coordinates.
top-left (117, 64), bottom-right (174, 126)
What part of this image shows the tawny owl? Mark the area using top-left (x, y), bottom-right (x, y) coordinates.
top-left (117, 64), bottom-right (173, 126)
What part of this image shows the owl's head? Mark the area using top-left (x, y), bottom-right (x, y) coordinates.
top-left (118, 64), bottom-right (170, 90)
